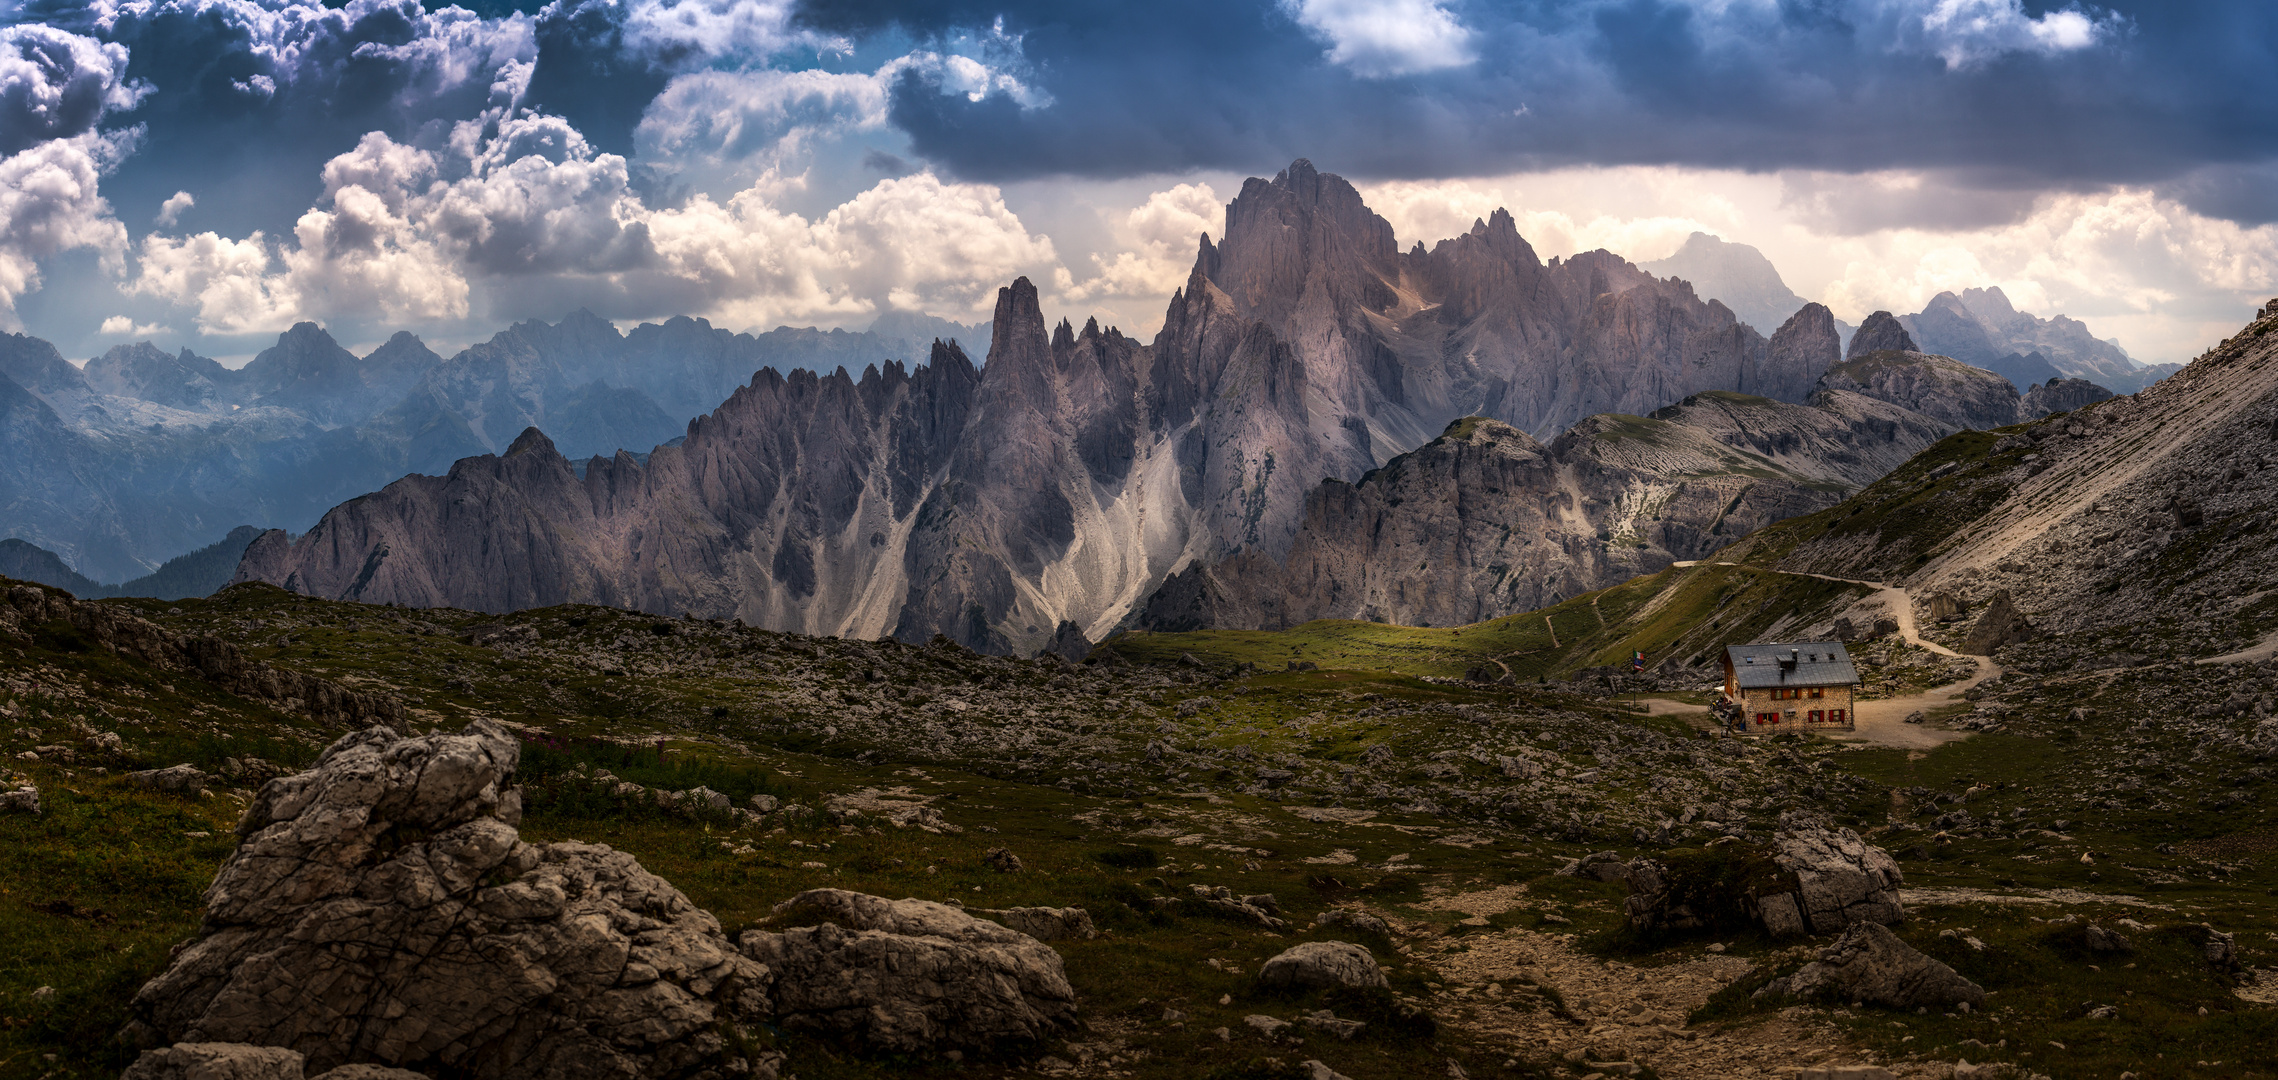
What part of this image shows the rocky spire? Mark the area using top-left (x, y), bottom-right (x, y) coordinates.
top-left (1847, 311), bottom-right (1919, 358)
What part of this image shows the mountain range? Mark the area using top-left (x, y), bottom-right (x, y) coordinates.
top-left (230, 161), bottom-right (2056, 653)
top-left (0, 310), bottom-right (984, 582)
top-left (0, 159), bottom-right (2179, 649)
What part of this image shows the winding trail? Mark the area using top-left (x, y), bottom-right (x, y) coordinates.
top-left (1660, 560), bottom-right (2001, 749)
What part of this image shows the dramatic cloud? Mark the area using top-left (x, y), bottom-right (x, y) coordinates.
top-left (1280, 0), bottom-right (1475, 78)
top-left (131, 105), bottom-right (1059, 334)
top-left (0, 129), bottom-right (133, 323)
top-left (0, 0), bottom-right (2265, 364)
top-left (0, 23), bottom-right (144, 154)
top-left (1064, 182), bottom-right (1219, 302)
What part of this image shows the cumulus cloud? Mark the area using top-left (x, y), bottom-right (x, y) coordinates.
top-left (131, 105), bottom-right (1061, 334)
top-left (618, 0), bottom-right (841, 61)
top-left (98, 313), bottom-right (168, 335)
top-left (0, 24), bottom-right (145, 155)
top-left (1280, 0), bottom-right (1475, 78)
top-left (154, 189), bottom-right (191, 225)
top-left (0, 24), bottom-right (145, 325)
top-left (636, 67), bottom-right (889, 186)
top-left (1064, 182), bottom-right (1219, 301)
top-left (0, 131), bottom-right (134, 323)
top-left (1904, 0), bottom-right (2117, 69)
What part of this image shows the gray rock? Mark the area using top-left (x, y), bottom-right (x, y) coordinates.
top-left (122, 1043), bottom-right (305, 1080)
top-left (307, 1067), bottom-right (432, 1080)
top-left (0, 785), bottom-right (37, 813)
top-left (740, 888), bottom-right (1077, 1052)
top-left (1297, 1010), bottom-right (1365, 1040)
top-left (1847, 311), bottom-right (1919, 358)
top-left (128, 720), bottom-right (769, 1079)
top-left (1557, 851), bottom-right (1632, 882)
top-left (1243, 1014), bottom-right (1293, 1040)
top-left (1302, 1061), bottom-right (1355, 1080)
top-left (976, 905), bottom-right (1097, 942)
top-left (984, 846), bottom-right (1025, 872)
top-left (1255, 941), bottom-right (1387, 991)
top-left (1311, 909), bottom-right (1392, 937)
top-left (2084, 925), bottom-right (2133, 954)
top-left (1172, 885), bottom-right (1288, 929)
top-left (2018, 378), bottom-right (2113, 421)
top-left (1756, 922), bottom-right (1986, 1009)
top-left (1963, 590), bottom-right (2038, 656)
top-left (1760, 822), bottom-right (1906, 935)
top-left (127, 764), bottom-right (208, 794)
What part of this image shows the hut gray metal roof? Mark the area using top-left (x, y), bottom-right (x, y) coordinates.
top-left (1725, 642), bottom-right (1859, 689)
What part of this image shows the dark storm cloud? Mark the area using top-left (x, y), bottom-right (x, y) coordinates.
top-left (0, 25), bottom-right (139, 155)
top-left (12, 0), bottom-right (680, 242)
top-left (793, 0), bottom-right (2278, 224)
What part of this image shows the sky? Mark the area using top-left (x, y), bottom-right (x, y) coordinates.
top-left (0, 0), bottom-right (2272, 366)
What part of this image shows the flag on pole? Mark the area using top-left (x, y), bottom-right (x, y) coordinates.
top-left (1632, 650), bottom-right (1644, 671)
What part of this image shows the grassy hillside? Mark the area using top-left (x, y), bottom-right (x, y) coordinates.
top-left (1110, 562), bottom-right (1870, 682)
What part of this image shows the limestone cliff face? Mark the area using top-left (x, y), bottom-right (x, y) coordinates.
top-left (1816, 351), bottom-right (2020, 431)
top-left (238, 345), bottom-right (984, 636)
top-left (1846, 312), bottom-right (1918, 358)
top-left (1130, 380), bottom-right (1960, 633)
top-left (2019, 377), bottom-right (2114, 420)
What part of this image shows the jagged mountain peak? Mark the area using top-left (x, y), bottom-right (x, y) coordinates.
top-left (1847, 311), bottom-right (1920, 358)
top-left (505, 426), bottom-right (558, 457)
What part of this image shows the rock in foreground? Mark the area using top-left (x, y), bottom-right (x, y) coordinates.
top-left (741, 889), bottom-right (1078, 1052)
top-left (1756, 922), bottom-right (1986, 1010)
top-left (1256, 942), bottom-right (1388, 992)
top-left (128, 720), bottom-right (771, 1079)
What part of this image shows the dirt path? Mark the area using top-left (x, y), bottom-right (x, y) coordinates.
top-left (1392, 888), bottom-right (1903, 1079)
top-left (1671, 561), bottom-right (1997, 750)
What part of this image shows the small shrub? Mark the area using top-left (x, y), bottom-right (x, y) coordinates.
top-left (1091, 846), bottom-right (1160, 869)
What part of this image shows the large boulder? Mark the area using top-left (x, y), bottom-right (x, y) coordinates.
top-left (127, 720), bottom-right (772, 1080)
top-left (1756, 922), bottom-right (1986, 1010)
top-left (0, 784), bottom-right (37, 813)
top-left (121, 1043), bottom-right (304, 1080)
top-left (740, 889), bottom-right (1077, 1053)
top-left (975, 905), bottom-right (1097, 942)
top-left (1962, 590), bottom-right (2038, 656)
top-left (1757, 818), bottom-right (1906, 936)
top-left (1255, 942), bottom-right (1388, 992)
top-left (1623, 817), bottom-right (1903, 938)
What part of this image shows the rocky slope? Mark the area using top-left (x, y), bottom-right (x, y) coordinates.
top-left (1130, 371), bottom-right (1968, 633)
top-left (1732, 298), bottom-right (2278, 659)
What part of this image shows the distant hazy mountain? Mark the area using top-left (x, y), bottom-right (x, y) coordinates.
top-left (1902, 286), bottom-right (2169, 392)
top-left (0, 526), bottom-right (261, 599)
top-left (1642, 232), bottom-right (1857, 348)
top-left (0, 313), bottom-right (982, 581)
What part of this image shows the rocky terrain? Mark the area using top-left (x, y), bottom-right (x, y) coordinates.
top-left (14, 288), bottom-right (2278, 1070)
top-left (8, 533), bottom-right (2278, 1079)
